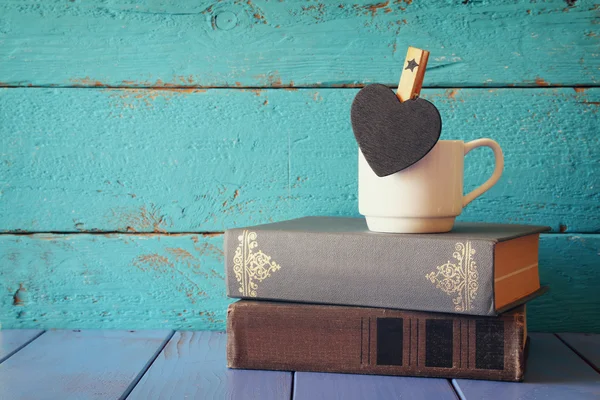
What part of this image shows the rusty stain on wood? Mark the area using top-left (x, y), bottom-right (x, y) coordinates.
top-left (535, 77), bottom-right (551, 86)
top-left (195, 241), bottom-right (225, 259)
top-left (447, 89), bottom-right (460, 99)
top-left (366, 1), bottom-right (390, 17)
top-left (70, 77), bottom-right (105, 87)
top-left (201, 232), bottom-right (223, 238)
top-left (132, 250), bottom-right (210, 304)
top-left (166, 247), bottom-right (195, 260)
top-left (13, 284), bottom-right (26, 306)
top-left (133, 254), bottom-right (173, 273)
top-left (560, 224), bottom-right (568, 233)
top-left (105, 88), bottom-right (205, 110)
top-left (198, 310), bottom-right (220, 324)
top-left (574, 88), bottom-right (587, 93)
top-left (260, 71), bottom-right (282, 87)
top-left (111, 205), bottom-right (169, 233)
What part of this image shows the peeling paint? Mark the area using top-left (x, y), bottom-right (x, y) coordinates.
top-left (166, 247), bottom-right (195, 260)
top-left (559, 224), bottom-right (568, 232)
top-left (446, 89), bottom-right (460, 99)
top-left (13, 284), bottom-right (26, 306)
top-left (70, 77), bottom-right (105, 87)
top-left (201, 232), bottom-right (223, 238)
top-left (105, 88), bottom-right (206, 109)
top-left (366, 1), bottom-right (390, 17)
top-left (133, 253), bottom-right (173, 273)
top-left (111, 205), bottom-right (170, 233)
top-left (132, 249), bottom-right (212, 304)
top-left (535, 77), bottom-right (551, 87)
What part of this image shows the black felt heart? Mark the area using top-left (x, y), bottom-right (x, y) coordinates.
top-left (351, 83), bottom-right (442, 177)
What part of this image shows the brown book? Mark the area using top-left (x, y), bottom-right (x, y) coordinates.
top-left (227, 300), bottom-right (529, 382)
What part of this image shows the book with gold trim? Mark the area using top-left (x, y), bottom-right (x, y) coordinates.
top-left (227, 301), bottom-right (529, 381)
top-left (224, 217), bottom-right (549, 316)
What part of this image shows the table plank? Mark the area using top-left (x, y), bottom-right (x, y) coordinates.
top-left (0, 330), bottom-right (172, 400)
top-left (558, 333), bottom-right (600, 371)
top-left (0, 0), bottom-right (597, 87)
top-left (1, 88), bottom-right (598, 233)
top-left (452, 333), bottom-right (600, 400)
top-left (294, 372), bottom-right (457, 400)
top-left (128, 331), bottom-right (292, 400)
top-left (0, 329), bottom-right (43, 363)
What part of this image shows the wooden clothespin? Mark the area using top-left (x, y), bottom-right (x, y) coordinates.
top-left (396, 47), bottom-right (430, 102)
top-left (350, 46), bottom-right (441, 177)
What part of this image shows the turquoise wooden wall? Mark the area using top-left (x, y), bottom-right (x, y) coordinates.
top-left (0, 0), bottom-right (598, 332)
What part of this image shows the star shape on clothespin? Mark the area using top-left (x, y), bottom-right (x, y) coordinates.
top-left (405, 58), bottom-right (419, 72)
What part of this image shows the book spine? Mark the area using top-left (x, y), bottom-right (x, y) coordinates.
top-left (225, 228), bottom-right (496, 316)
top-left (227, 301), bottom-right (526, 382)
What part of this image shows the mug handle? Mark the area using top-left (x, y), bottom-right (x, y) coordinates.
top-left (463, 139), bottom-right (504, 207)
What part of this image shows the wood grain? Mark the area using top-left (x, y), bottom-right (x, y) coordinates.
top-left (0, 233), bottom-right (598, 332)
top-left (1, 88), bottom-right (598, 233)
top-left (558, 333), bottom-right (600, 371)
top-left (0, 233), bottom-right (229, 330)
top-left (528, 234), bottom-right (600, 333)
top-left (0, 330), bottom-right (172, 400)
top-left (0, 329), bottom-right (43, 363)
top-left (128, 331), bottom-right (292, 399)
top-left (294, 372), bottom-right (457, 400)
top-left (453, 333), bottom-right (600, 399)
top-left (0, 0), bottom-right (597, 87)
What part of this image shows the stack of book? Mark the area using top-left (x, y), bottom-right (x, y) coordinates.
top-left (224, 217), bottom-right (549, 381)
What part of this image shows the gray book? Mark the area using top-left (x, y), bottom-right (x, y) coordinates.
top-left (224, 217), bottom-right (550, 316)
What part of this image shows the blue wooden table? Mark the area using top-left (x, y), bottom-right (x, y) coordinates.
top-left (0, 330), bottom-right (598, 399)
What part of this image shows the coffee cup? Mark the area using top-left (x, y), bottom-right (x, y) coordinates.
top-left (358, 139), bottom-right (504, 233)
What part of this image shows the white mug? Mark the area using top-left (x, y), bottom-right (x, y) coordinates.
top-left (358, 139), bottom-right (504, 233)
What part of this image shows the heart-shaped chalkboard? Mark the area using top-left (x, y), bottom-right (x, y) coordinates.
top-left (351, 83), bottom-right (442, 177)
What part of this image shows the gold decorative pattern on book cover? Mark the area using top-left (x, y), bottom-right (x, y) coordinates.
top-left (233, 230), bottom-right (281, 297)
top-left (426, 241), bottom-right (479, 312)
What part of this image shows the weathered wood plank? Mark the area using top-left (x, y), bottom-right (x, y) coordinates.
top-left (528, 234), bottom-right (600, 333)
top-left (128, 331), bottom-right (292, 399)
top-left (558, 333), bottom-right (600, 371)
top-left (1, 88), bottom-right (598, 233)
top-left (0, 329), bottom-right (43, 363)
top-left (0, 330), bottom-right (172, 400)
top-left (0, 233), bottom-right (229, 330)
top-left (453, 333), bottom-right (600, 400)
top-left (0, 0), bottom-right (597, 87)
top-left (0, 233), bottom-right (598, 332)
top-left (294, 372), bottom-right (457, 400)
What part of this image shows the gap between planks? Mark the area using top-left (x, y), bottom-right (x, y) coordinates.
top-left (554, 333), bottom-right (600, 374)
top-left (1, 231), bottom-right (595, 236)
top-left (1, 85), bottom-right (599, 90)
top-left (119, 330), bottom-right (176, 400)
top-left (1, 331), bottom-right (598, 398)
top-left (0, 330), bottom-right (46, 364)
